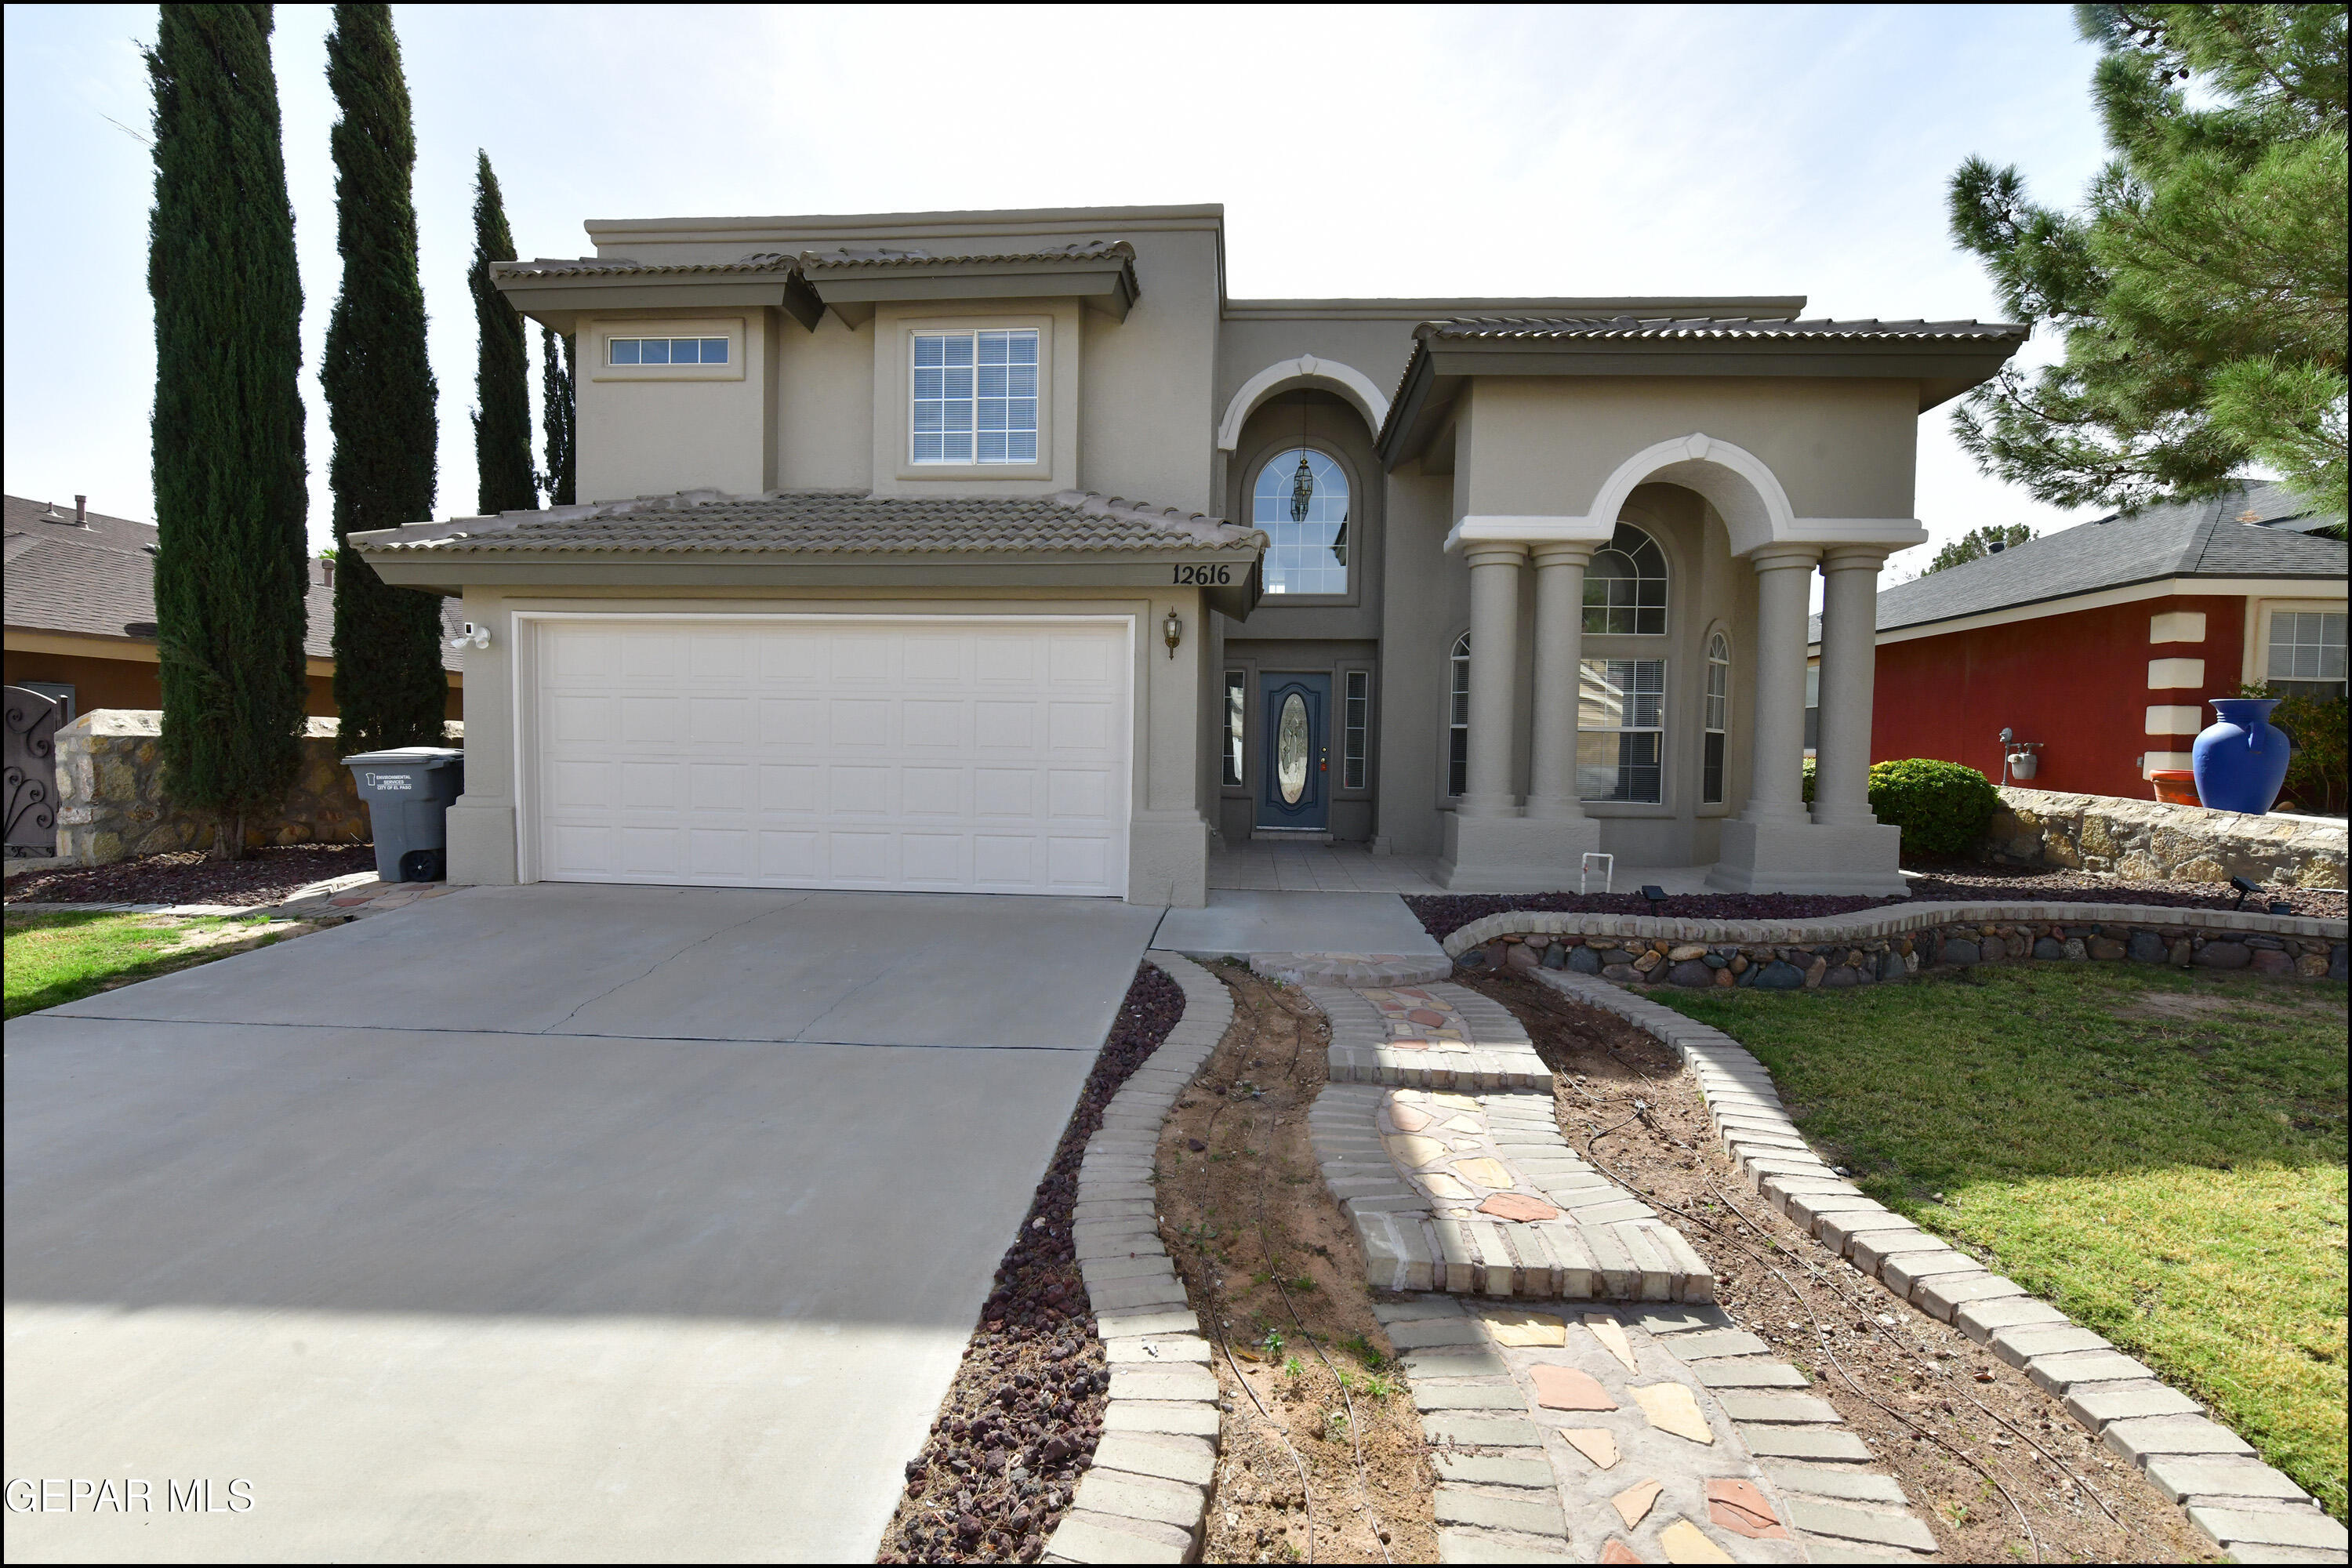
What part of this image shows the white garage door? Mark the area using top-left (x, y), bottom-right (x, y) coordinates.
top-left (532, 617), bottom-right (1131, 895)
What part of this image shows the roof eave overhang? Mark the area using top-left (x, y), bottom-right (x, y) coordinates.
top-left (358, 546), bottom-right (1260, 617)
top-left (805, 258), bottom-right (1140, 327)
top-left (1377, 335), bottom-right (2027, 467)
top-left (492, 272), bottom-right (826, 333)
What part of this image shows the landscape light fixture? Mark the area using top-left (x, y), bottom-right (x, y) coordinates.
top-left (2229, 874), bottom-right (2262, 911)
top-left (1640, 883), bottom-right (1668, 913)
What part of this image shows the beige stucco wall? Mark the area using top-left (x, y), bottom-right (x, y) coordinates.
top-left (575, 311), bottom-right (774, 503)
top-left (441, 583), bottom-right (1210, 906)
top-left (1454, 377), bottom-right (1920, 524)
top-left (579, 208), bottom-right (1224, 515)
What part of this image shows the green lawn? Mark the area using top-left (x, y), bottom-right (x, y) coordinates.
top-left (4, 911), bottom-right (289, 1019)
top-left (1653, 964), bottom-right (2348, 1519)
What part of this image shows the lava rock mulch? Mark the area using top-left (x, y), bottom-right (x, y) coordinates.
top-left (1406, 867), bottom-right (2344, 941)
top-left (5, 844), bottom-right (377, 908)
top-left (875, 961), bottom-right (1185, 1566)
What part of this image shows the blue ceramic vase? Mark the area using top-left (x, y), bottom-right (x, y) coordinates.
top-left (2190, 698), bottom-right (2292, 814)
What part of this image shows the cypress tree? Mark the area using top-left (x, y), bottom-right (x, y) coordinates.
top-left (540, 325), bottom-right (575, 506)
top-left (470, 151), bottom-right (537, 514)
top-left (146, 4), bottom-right (310, 859)
top-left (321, 3), bottom-right (445, 757)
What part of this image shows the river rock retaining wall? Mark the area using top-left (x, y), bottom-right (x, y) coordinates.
top-left (52, 709), bottom-right (459, 865)
top-left (1985, 786), bottom-right (2346, 888)
top-left (1444, 904), bottom-right (2348, 991)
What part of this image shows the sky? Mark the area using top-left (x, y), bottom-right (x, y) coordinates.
top-left (3, 4), bottom-right (2118, 579)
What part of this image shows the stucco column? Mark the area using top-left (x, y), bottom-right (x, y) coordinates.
top-left (1459, 543), bottom-right (1528, 818)
top-left (1740, 544), bottom-right (1821, 826)
top-left (1813, 546), bottom-right (1888, 826)
top-left (1525, 543), bottom-right (1593, 820)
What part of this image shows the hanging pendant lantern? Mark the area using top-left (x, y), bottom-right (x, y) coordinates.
top-left (1290, 454), bottom-right (1314, 524)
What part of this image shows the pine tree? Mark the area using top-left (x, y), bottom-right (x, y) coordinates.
top-left (470, 151), bottom-right (536, 514)
top-left (1923, 523), bottom-right (2037, 575)
top-left (1948, 5), bottom-right (2347, 518)
top-left (540, 325), bottom-right (576, 506)
top-left (321, 3), bottom-right (445, 757)
top-left (146, 3), bottom-right (310, 859)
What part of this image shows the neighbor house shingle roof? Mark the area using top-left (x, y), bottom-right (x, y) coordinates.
top-left (1414, 316), bottom-right (2029, 345)
top-left (4, 493), bottom-right (463, 667)
top-left (356, 488), bottom-right (1265, 557)
top-left (1830, 481), bottom-right (2347, 640)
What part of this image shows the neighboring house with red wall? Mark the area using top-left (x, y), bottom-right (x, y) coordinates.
top-left (4, 493), bottom-right (465, 723)
top-left (1809, 482), bottom-right (2346, 802)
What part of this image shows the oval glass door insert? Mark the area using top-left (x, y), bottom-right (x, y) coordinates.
top-left (1276, 692), bottom-right (1309, 804)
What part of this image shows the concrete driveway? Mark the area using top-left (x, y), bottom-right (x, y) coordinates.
top-left (5, 884), bottom-right (1161, 1562)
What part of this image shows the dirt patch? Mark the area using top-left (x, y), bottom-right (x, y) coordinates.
top-left (5, 844), bottom-right (377, 907)
top-left (1154, 964), bottom-right (1438, 1565)
top-left (1457, 967), bottom-right (2221, 1564)
top-left (875, 963), bottom-right (1184, 1566)
top-left (2111, 989), bottom-right (2303, 1022)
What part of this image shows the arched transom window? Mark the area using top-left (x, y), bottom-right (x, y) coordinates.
top-left (1253, 448), bottom-right (1349, 595)
top-left (1584, 522), bottom-right (1667, 634)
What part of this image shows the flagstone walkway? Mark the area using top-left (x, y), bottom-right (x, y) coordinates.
top-left (1296, 973), bottom-right (1937, 1562)
top-left (1307, 981), bottom-right (1712, 1303)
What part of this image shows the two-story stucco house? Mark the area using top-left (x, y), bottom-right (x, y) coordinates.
top-left (354, 203), bottom-right (2025, 907)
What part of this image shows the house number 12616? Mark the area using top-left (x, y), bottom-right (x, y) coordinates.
top-left (1171, 564), bottom-right (1232, 585)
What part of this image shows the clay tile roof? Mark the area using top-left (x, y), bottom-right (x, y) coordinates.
top-left (355, 488), bottom-right (1265, 557)
top-left (492, 252), bottom-right (801, 280)
top-left (794, 239), bottom-right (1135, 272)
top-left (1416, 316), bottom-right (2029, 343)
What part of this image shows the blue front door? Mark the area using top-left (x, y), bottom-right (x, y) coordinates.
top-left (1257, 673), bottom-right (1330, 829)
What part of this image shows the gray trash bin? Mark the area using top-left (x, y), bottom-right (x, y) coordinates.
top-left (343, 747), bottom-right (464, 882)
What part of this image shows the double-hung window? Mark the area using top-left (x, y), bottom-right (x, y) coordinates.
top-left (912, 328), bottom-right (1039, 464)
top-left (2267, 609), bottom-right (2347, 699)
top-left (1578, 658), bottom-right (1665, 803)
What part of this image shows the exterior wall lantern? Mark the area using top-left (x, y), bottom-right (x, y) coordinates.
top-left (1163, 608), bottom-right (1183, 659)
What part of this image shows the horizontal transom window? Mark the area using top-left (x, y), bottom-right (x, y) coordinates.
top-left (913, 328), bottom-right (1040, 464)
top-left (608, 336), bottom-right (730, 366)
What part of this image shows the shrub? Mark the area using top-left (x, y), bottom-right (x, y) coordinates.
top-left (1867, 757), bottom-right (2002, 858)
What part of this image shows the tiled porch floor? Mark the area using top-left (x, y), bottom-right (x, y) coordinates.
top-left (1205, 841), bottom-right (1722, 896)
top-left (1207, 841), bottom-right (1447, 893)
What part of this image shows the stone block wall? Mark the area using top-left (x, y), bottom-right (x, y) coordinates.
top-left (1462, 920), bottom-right (2347, 991)
top-left (53, 709), bottom-right (459, 865)
top-left (1984, 786), bottom-right (2346, 888)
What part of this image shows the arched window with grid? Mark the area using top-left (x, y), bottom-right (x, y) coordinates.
top-left (1584, 523), bottom-right (1667, 634)
top-left (1446, 631), bottom-right (1470, 797)
top-left (1704, 631), bottom-right (1730, 804)
top-left (1252, 448), bottom-right (1349, 595)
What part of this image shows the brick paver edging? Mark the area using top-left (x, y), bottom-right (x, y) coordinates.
top-left (1439, 900), bottom-right (2347, 957)
top-left (1042, 953), bottom-right (1233, 1566)
top-left (1532, 966), bottom-right (2350, 1565)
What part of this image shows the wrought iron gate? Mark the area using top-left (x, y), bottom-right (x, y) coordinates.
top-left (4, 686), bottom-right (64, 855)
